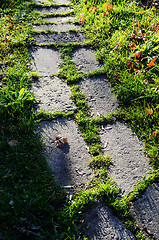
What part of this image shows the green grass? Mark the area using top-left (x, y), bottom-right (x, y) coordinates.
top-left (0, 0), bottom-right (159, 239)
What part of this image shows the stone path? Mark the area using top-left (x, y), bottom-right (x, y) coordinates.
top-left (30, 0), bottom-right (158, 239)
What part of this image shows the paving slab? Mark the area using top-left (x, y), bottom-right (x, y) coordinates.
top-left (130, 182), bottom-right (159, 239)
top-left (37, 119), bottom-right (93, 187)
top-left (72, 47), bottom-right (101, 73)
top-left (83, 200), bottom-right (135, 240)
top-left (34, 32), bottom-right (86, 44)
top-left (35, 6), bottom-right (72, 13)
top-left (33, 23), bottom-right (79, 32)
top-left (54, 0), bottom-right (71, 4)
top-left (29, 46), bottom-right (60, 75)
top-left (100, 121), bottom-right (152, 196)
top-left (43, 16), bottom-right (75, 23)
top-left (79, 76), bottom-right (119, 117)
top-left (34, 0), bottom-right (49, 4)
top-left (31, 76), bottom-right (77, 112)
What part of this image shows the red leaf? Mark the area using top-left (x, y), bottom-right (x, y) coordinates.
top-left (126, 59), bottom-right (133, 68)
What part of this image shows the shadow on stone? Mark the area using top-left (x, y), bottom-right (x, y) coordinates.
top-left (82, 200), bottom-right (135, 240)
top-left (130, 182), bottom-right (159, 239)
top-left (37, 119), bottom-right (93, 187)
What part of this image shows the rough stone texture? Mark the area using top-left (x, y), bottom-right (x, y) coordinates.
top-left (35, 6), bottom-right (72, 13)
top-left (100, 121), bottom-right (152, 196)
top-left (79, 76), bottom-right (119, 117)
top-left (33, 23), bottom-right (79, 32)
top-left (83, 200), bottom-right (135, 240)
top-left (37, 119), bottom-right (93, 187)
top-left (34, 32), bottom-right (86, 44)
top-left (130, 183), bottom-right (159, 239)
top-left (72, 48), bottom-right (101, 73)
top-left (29, 46), bottom-right (60, 75)
top-left (54, 0), bottom-right (71, 4)
top-left (43, 16), bottom-right (75, 23)
top-left (31, 76), bottom-right (77, 112)
top-left (34, 0), bottom-right (49, 4)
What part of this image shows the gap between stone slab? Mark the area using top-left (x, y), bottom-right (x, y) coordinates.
top-left (100, 121), bottom-right (153, 196)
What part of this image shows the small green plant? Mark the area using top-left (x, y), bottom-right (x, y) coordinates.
top-left (89, 154), bottom-right (111, 170)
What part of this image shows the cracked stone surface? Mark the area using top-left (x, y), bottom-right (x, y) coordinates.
top-left (83, 200), bottom-right (135, 240)
top-left (31, 76), bottom-right (77, 113)
top-left (35, 6), bottom-right (72, 13)
top-left (29, 46), bottom-right (60, 75)
top-left (72, 48), bottom-right (101, 73)
top-left (34, 32), bottom-right (86, 44)
top-left (37, 119), bottom-right (93, 187)
top-left (100, 121), bottom-right (152, 196)
top-left (79, 76), bottom-right (119, 117)
top-left (42, 16), bottom-right (75, 23)
top-left (33, 23), bottom-right (79, 32)
top-left (130, 182), bottom-right (159, 239)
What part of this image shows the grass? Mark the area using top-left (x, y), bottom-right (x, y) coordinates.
top-left (0, 0), bottom-right (159, 239)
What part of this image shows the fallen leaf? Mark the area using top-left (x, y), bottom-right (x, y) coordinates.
top-left (126, 59), bottom-right (134, 68)
top-left (8, 23), bottom-right (13, 28)
top-left (55, 135), bottom-right (68, 148)
top-left (152, 131), bottom-right (158, 137)
top-left (92, 7), bottom-right (97, 14)
top-left (8, 139), bottom-right (18, 147)
top-left (129, 42), bottom-right (137, 51)
top-left (148, 57), bottom-right (156, 67)
top-left (104, 3), bottom-right (113, 12)
top-left (79, 17), bottom-right (86, 26)
top-left (134, 51), bottom-right (144, 60)
top-left (146, 107), bottom-right (153, 115)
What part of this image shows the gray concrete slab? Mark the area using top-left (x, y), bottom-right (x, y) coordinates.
top-left (33, 23), bottom-right (79, 32)
top-left (34, 32), bottom-right (86, 44)
top-left (83, 200), bottom-right (135, 240)
top-left (43, 16), bottom-right (75, 23)
top-left (54, 0), bottom-right (71, 4)
top-left (79, 76), bottom-right (119, 117)
top-left (130, 183), bottom-right (159, 239)
top-left (37, 119), bottom-right (93, 187)
top-left (100, 121), bottom-right (152, 196)
top-left (31, 76), bottom-right (77, 113)
top-left (72, 48), bottom-right (101, 73)
top-left (35, 6), bottom-right (72, 14)
top-left (29, 46), bottom-right (60, 75)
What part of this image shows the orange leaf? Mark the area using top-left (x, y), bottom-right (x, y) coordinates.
top-left (129, 42), bottom-right (137, 51)
top-left (134, 51), bottom-right (144, 60)
top-left (146, 108), bottom-right (153, 115)
top-left (126, 59), bottom-right (133, 68)
top-left (79, 17), bottom-right (86, 26)
top-left (92, 7), bottom-right (97, 14)
top-left (104, 3), bottom-right (113, 12)
top-left (8, 23), bottom-right (13, 28)
top-left (148, 57), bottom-right (156, 67)
top-left (152, 131), bottom-right (158, 137)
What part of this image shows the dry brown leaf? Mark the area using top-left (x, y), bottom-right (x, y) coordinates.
top-left (8, 139), bottom-right (18, 147)
top-left (55, 135), bottom-right (68, 148)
